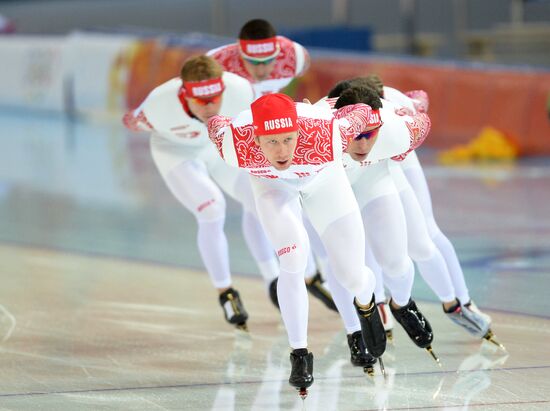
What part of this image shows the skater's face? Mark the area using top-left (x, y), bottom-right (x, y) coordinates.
top-left (347, 127), bottom-right (381, 162)
top-left (255, 131), bottom-right (299, 170)
top-left (242, 57), bottom-right (277, 81)
top-left (186, 95), bottom-right (223, 123)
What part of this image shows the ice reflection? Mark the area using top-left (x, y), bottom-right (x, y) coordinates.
top-left (442, 347), bottom-right (509, 410)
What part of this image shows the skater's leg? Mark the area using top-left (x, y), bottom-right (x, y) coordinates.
top-left (313, 212), bottom-right (375, 304)
top-left (361, 193), bottom-right (414, 307)
top-left (210, 161), bottom-right (280, 287)
top-left (164, 160), bottom-right (249, 327)
top-left (352, 162), bottom-right (399, 338)
top-left (303, 217), bottom-right (338, 311)
top-left (303, 165), bottom-right (385, 358)
top-left (303, 240), bottom-right (318, 282)
top-left (431, 231), bottom-right (471, 304)
top-left (314, 209), bottom-right (385, 359)
top-left (164, 160), bottom-right (231, 289)
top-left (402, 158), bottom-right (471, 304)
top-left (308, 220), bottom-right (378, 368)
top-left (241, 209), bottom-right (279, 283)
top-left (365, 242), bottom-right (386, 303)
top-left (398, 184), bottom-right (457, 303)
top-left (250, 178), bottom-right (309, 349)
top-left (401, 154), bottom-right (497, 344)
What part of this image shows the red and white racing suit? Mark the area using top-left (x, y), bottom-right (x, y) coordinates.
top-left (208, 102), bottom-right (408, 348)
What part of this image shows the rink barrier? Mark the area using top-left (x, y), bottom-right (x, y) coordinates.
top-left (0, 36), bottom-right (66, 112)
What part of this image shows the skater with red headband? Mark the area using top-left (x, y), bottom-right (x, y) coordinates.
top-left (123, 55), bottom-right (280, 331)
top-left (208, 18), bottom-right (309, 97)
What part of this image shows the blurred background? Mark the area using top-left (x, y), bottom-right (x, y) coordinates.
top-left (2, 0), bottom-right (550, 64)
top-left (1, 0), bottom-right (550, 64)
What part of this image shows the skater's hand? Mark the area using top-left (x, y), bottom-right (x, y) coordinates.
top-left (395, 107), bottom-right (414, 117)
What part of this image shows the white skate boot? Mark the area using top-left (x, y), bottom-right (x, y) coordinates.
top-left (377, 301), bottom-right (395, 341)
top-left (445, 299), bottom-right (490, 338)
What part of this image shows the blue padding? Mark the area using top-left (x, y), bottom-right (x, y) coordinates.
top-left (280, 26), bottom-right (372, 52)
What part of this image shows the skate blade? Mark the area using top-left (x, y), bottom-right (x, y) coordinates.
top-left (379, 356), bottom-right (387, 379)
top-left (386, 329), bottom-right (394, 342)
top-left (426, 346), bottom-right (442, 367)
top-left (364, 365), bottom-right (375, 377)
top-left (298, 387), bottom-right (308, 399)
top-left (235, 322), bottom-right (249, 332)
top-left (483, 330), bottom-right (506, 351)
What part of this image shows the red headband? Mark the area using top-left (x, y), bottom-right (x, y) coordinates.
top-left (367, 110), bottom-right (381, 127)
top-left (182, 77), bottom-right (225, 99)
top-left (251, 93), bottom-right (298, 136)
top-left (239, 37), bottom-right (279, 60)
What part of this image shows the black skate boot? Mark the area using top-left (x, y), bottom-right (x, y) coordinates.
top-left (219, 288), bottom-right (248, 331)
top-left (390, 299), bottom-right (440, 365)
top-left (268, 278), bottom-right (280, 310)
top-left (347, 331), bottom-right (377, 376)
top-left (289, 348), bottom-right (314, 399)
top-left (354, 296), bottom-right (387, 375)
top-left (306, 272), bottom-right (338, 312)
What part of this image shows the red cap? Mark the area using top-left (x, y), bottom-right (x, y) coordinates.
top-left (251, 94), bottom-right (298, 136)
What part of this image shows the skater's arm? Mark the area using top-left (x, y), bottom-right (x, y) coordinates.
top-left (122, 108), bottom-right (154, 132)
top-left (404, 90), bottom-right (429, 113)
top-left (395, 107), bottom-right (415, 117)
top-left (294, 42), bottom-right (311, 76)
top-left (122, 90), bottom-right (156, 132)
top-left (391, 112), bottom-right (431, 161)
top-left (207, 115), bottom-right (232, 157)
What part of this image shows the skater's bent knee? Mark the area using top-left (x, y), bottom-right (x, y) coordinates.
top-left (409, 241), bottom-right (436, 262)
top-left (336, 274), bottom-right (367, 296)
top-left (195, 199), bottom-right (226, 221)
top-left (279, 252), bottom-right (308, 274)
top-left (382, 257), bottom-right (412, 278)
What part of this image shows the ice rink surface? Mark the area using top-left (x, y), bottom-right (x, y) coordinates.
top-left (1, 111), bottom-right (549, 410)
